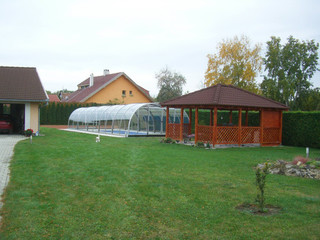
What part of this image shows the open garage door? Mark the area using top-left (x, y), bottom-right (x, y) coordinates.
top-left (0, 103), bottom-right (25, 134)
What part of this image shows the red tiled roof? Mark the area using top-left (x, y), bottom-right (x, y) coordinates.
top-left (161, 84), bottom-right (289, 110)
top-left (0, 66), bottom-right (48, 102)
top-left (63, 72), bottom-right (152, 103)
top-left (48, 94), bottom-right (60, 102)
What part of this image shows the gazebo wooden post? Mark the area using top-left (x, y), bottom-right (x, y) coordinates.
top-left (210, 109), bottom-right (213, 126)
top-left (180, 107), bottom-right (184, 142)
top-left (279, 111), bottom-right (283, 144)
top-left (195, 107), bottom-right (199, 143)
top-left (189, 108), bottom-right (192, 135)
top-left (213, 107), bottom-right (218, 146)
top-left (229, 110), bottom-right (233, 124)
top-left (260, 109), bottom-right (264, 146)
top-left (238, 108), bottom-right (242, 146)
top-left (165, 106), bottom-right (169, 138)
top-left (245, 110), bottom-right (248, 126)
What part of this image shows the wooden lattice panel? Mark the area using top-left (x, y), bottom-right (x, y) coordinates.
top-left (241, 127), bottom-right (260, 144)
top-left (197, 125), bottom-right (213, 143)
top-left (217, 127), bottom-right (239, 144)
top-left (263, 128), bottom-right (280, 143)
top-left (167, 123), bottom-right (180, 140)
top-left (183, 124), bottom-right (191, 136)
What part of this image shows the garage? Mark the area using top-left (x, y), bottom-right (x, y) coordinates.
top-left (0, 66), bottom-right (48, 135)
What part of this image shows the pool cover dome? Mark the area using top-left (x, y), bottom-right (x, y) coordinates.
top-left (68, 103), bottom-right (189, 137)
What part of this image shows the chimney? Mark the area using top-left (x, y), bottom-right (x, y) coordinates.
top-left (90, 73), bottom-right (94, 87)
top-left (103, 69), bottom-right (110, 76)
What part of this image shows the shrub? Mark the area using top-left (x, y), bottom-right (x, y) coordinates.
top-left (161, 137), bottom-right (175, 144)
top-left (40, 102), bottom-right (101, 125)
top-left (196, 141), bottom-right (205, 148)
top-left (292, 156), bottom-right (309, 165)
top-left (256, 162), bottom-right (270, 212)
top-left (282, 111), bottom-right (320, 148)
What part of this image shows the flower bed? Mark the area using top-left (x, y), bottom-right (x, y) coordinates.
top-left (257, 157), bottom-right (320, 179)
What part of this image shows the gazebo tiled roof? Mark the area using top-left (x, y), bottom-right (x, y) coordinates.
top-left (161, 84), bottom-right (288, 110)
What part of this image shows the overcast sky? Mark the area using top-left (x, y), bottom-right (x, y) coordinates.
top-left (1, 0), bottom-right (319, 97)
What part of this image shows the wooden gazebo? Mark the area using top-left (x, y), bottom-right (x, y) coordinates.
top-left (161, 84), bottom-right (289, 147)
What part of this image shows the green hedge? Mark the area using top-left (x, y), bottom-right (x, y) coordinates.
top-left (40, 102), bottom-right (100, 125)
top-left (282, 111), bottom-right (320, 148)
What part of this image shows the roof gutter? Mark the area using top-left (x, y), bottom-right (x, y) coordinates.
top-left (0, 99), bottom-right (49, 103)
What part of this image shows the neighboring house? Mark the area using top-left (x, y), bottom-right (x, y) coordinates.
top-left (62, 70), bottom-right (152, 104)
top-left (60, 92), bottom-right (72, 101)
top-left (48, 94), bottom-right (60, 102)
top-left (0, 66), bottom-right (48, 134)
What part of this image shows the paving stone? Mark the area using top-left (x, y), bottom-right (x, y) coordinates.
top-left (0, 135), bottom-right (27, 222)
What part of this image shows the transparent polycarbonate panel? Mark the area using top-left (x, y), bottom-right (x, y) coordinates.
top-left (68, 103), bottom-right (189, 136)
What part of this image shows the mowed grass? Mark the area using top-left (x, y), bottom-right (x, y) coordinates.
top-left (0, 128), bottom-right (320, 239)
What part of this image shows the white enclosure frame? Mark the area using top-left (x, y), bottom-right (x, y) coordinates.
top-left (68, 103), bottom-right (189, 137)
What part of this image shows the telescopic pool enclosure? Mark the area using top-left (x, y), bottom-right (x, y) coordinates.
top-left (68, 103), bottom-right (189, 137)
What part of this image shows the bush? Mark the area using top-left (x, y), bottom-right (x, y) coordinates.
top-left (282, 111), bottom-right (320, 148)
top-left (40, 102), bottom-right (100, 125)
top-left (196, 141), bottom-right (205, 148)
top-left (161, 137), bottom-right (175, 144)
top-left (255, 162), bottom-right (270, 212)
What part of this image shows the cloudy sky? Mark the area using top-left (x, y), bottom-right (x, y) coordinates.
top-left (1, 0), bottom-right (319, 97)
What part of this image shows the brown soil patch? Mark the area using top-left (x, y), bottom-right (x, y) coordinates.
top-left (41, 125), bottom-right (68, 129)
top-left (236, 203), bottom-right (282, 216)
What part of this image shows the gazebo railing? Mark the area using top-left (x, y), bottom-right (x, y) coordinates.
top-left (167, 123), bottom-right (281, 146)
top-left (167, 123), bottom-right (180, 139)
top-left (216, 126), bottom-right (239, 144)
top-left (198, 125), bottom-right (213, 143)
top-left (263, 127), bottom-right (280, 144)
top-left (167, 123), bottom-right (191, 140)
top-left (241, 127), bottom-right (260, 144)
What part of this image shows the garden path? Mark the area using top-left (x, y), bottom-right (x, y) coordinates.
top-left (0, 135), bottom-right (27, 222)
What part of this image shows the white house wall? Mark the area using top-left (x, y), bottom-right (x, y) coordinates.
top-left (24, 103), bottom-right (40, 133)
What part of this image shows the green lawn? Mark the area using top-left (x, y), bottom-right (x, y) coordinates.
top-left (1, 128), bottom-right (319, 239)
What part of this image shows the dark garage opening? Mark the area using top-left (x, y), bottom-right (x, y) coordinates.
top-left (0, 103), bottom-right (25, 134)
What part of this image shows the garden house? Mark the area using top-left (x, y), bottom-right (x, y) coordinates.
top-left (161, 84), bottom-right (289, 147)
top-left (68, 103), bottom-right (189, 137)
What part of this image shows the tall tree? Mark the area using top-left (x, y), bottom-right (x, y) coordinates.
top-left (156, 67), bottom-right (186, 102)
top-left (261, 36), bottom-right (319, 109)
top-left (294, 88), bottom-right (320, 111)
top-left (205, 35), bottom-right (262, 94)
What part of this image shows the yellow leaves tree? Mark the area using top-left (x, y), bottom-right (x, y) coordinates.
top-left (205, 35), bottom-right (263, 94)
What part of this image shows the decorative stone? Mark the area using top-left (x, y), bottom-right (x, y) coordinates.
top-left (258, 159), bottom-right (320, 180)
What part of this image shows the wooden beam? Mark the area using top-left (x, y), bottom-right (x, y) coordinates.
top-left (260, 109), bottom-right (264, 146)
top-left (238, 108), bottom-right (242, 146)
top-left (180, 107), bottom-right (184, 142)
top-left (210, 109), bottom-right (213, 126)
top-left (279, 111), bottom-right (283, 144)
top-left (195, 107), bottom-right (198, 143)
top-left (189, 108), bottom-right (192, 135)
top-left (245, 110), bottom-right (248, 126)
top-left (166, 106), bottom-right (169, 138)
top-left (213, 107), bottom-right (217, 146)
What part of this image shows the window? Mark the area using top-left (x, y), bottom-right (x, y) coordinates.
top-left (122, 90), bottom-right (126, 97)
top-left (129, 90), bottom-right (133, 96)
